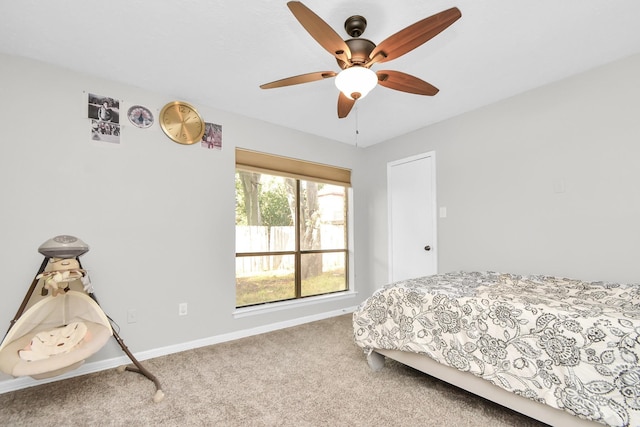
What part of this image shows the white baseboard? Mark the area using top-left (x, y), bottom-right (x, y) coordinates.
top-left (0, 306), bottom-right (357, 394)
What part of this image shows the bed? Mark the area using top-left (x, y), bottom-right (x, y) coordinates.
top-left (353, 271), bottom-right (640, 427)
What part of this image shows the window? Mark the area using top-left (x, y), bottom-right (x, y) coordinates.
top-left (235, 149), bottom-right (350, 308)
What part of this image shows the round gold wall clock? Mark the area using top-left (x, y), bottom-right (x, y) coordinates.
top-left (159, 101), bottom-right (205, 145)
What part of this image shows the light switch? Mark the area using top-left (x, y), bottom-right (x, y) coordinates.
top-left (439, 207), bottom-right (447, 218)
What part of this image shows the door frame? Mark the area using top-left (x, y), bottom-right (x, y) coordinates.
top-left (387, 151), bottom-right (438, 283)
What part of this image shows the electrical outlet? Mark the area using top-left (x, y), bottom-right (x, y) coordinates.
top-left (127, 308), bottom-right (137, 324)
top-left (178, 302), bottom-right (188, 316)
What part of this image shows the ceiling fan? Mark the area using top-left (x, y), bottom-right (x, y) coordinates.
top-left (260, 1), bottom-right (462, 119)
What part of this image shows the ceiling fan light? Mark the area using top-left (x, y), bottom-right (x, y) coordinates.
top-left (335, 67), bottom-right (378, 100)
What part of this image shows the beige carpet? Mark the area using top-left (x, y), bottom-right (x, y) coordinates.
top-left (0, 314), bottom-right (547, 426)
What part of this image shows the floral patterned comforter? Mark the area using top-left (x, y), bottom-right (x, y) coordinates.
top-left (353, 271), bottom-right (640, 427)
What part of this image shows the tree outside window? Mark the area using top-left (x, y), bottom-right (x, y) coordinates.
top-left (235, 170), bottom-right (348, 307)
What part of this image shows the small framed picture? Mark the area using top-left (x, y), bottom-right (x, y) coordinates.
top-left (202, 123), bottom-right (222, 150)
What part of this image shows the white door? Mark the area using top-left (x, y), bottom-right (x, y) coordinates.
top-left (387, 152), bottom-right (437, 283)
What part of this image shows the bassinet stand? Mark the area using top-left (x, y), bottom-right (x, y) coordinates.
top-left (5, 255), bottom-right (165, 403)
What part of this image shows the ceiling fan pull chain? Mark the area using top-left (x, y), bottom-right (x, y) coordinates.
top-left (355, 106), bottom-right (359, 148)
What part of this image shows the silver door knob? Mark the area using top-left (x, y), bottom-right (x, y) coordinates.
top-left (424, 245), bottom-right (431, 251)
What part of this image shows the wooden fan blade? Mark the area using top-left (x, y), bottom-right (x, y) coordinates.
top-left (376, 70), bottom-right (439, 96)
top-left (287, 1), bottom-right (351, 63)
top-left (260, 71), bottom-right (337, 89)
top-left (369, 7), bottom-right (461, 65)
top-left (337, 92), bottom-right (356, 118)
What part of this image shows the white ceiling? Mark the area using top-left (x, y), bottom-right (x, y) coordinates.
top-left (1, 0), bottom-right (639, 147)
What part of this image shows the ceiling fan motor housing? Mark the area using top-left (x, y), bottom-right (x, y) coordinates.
top-left (338, 38), bottom-right (376, 69)
top-left (337, 15), bottom-right (376, 69)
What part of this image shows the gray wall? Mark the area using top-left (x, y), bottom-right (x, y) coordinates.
top-left (362, 53), bottom-right (640, 288)
top-left (0, 54), bottom-right (364, 384)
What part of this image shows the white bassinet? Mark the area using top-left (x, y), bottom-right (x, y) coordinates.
top-left (0, 290), bottom-right (112, 379)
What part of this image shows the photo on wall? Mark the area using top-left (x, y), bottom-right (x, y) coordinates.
top-left (87, 93), bottom-right (121, 144)
top-left (201, 122), bottom-right (222, 150)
